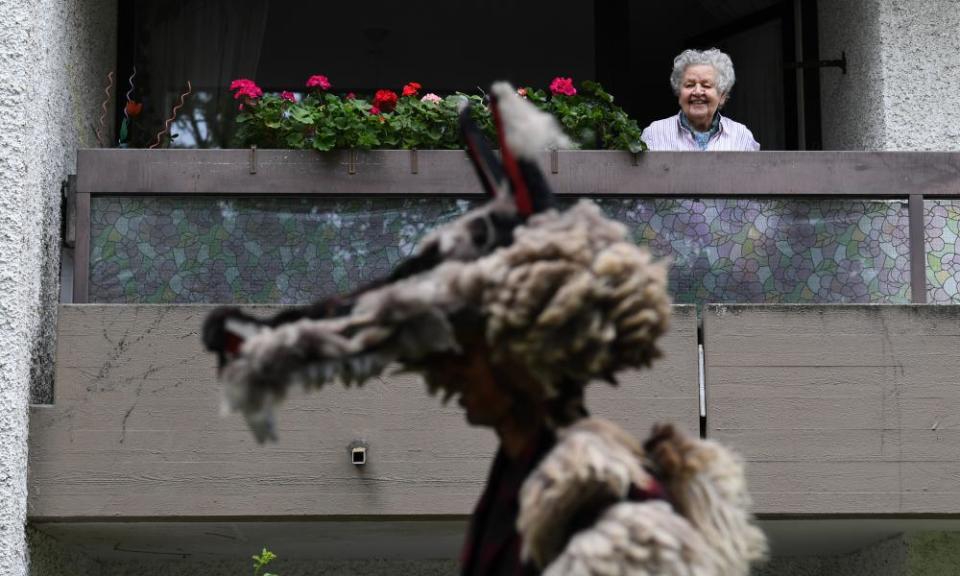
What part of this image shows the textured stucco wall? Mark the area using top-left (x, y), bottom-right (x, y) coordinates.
top-left (1, 0), bottom-right (117, 575)
top-left (27, 527), bottom-right (103, 576)
top-left (822, 535), bottom-right (907, 576)
top-left (752, 534), bottom-right (935, 576)
top-left (876, 0), bottom-right (960, 150)
top-left (819, 0), bottom-right (960, 150)
top-left (98, 559), bottom-right (458, 576)
top-left (818, 0), bottom-right (887, 150)
top-left (905, 532), bottom-right (960, 576)
top-left (752, 556), bottom-right (822, 576)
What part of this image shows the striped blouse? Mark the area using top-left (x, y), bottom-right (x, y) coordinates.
top-left (641, 112), bottom-right (760, 151)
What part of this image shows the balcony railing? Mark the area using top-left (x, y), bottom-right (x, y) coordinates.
top-left (71, 149), bottom-right (960, 306)
top-left (30, 150), bottom-right (960, 557)
top-left (29, 304), bottom-right (699, 519)
top-left (29, 303), bottom-right (960, 520)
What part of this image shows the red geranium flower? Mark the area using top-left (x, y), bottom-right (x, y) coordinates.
top-left (549, 76), bottom-right (577, 96)
top-left (373, 89), bottom-right (398, 112)
top-left (306, 75), bottom-right (332, 90)
top-left (369, 105), bottom-right (381, 116)
top-left (124, 100), bottom-right (143, 118)
top-left (402, 82), bottom-right (422, 97)
top-left (346, 92), bottom-right (356, 100)
top-left (280, 91), bottom-right (297, 103)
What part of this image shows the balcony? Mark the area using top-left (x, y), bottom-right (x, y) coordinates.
top-left (29, 149), bottom-right (960, 563)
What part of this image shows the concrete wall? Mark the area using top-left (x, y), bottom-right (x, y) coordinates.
top-left (0, 0), bottom-right (117, 575)
top-left (818, 0), bottom-right (887, 150)
top-left (753, 532), bottom-right (960, 576)
top-left (705, 305), bottom-right (960, 516)
top-left (27, 531), bottom-right (461, 576)
top-left (819, 0), bottom-right (960, 150)
top-left (27, 527), bottom-right (103, 576)
top-left (823, 535), bottom-right (908, 576)
top-left (752, 536), bottom-right (905, 576)
top-left (906, 532), bottom-right (960, 576)
top-left (98, 559), bottom-right (458, 576)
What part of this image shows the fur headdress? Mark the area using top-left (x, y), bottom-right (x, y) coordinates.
top-left (203, 82), bottom-right (671, 441)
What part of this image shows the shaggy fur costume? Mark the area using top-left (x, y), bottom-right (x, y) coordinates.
top-left (218, 200), bottom-right (670, 440)
top-left (520, 420), bottom-right (767, 575)
top-left (203, 81), bottom-right (767, 576)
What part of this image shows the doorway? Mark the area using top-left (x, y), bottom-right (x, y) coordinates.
top-left (596, 0), bottom-right (822, 150)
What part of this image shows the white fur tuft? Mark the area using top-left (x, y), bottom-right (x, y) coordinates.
top-left (490, 82), bottom-right (574, 159)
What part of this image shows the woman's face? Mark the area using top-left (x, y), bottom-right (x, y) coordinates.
top-left (678, 64), bottom-right (726, 130)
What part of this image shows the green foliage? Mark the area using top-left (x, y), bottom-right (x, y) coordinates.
top-left (252, 547), bottom-right (279, 576)
top-left (529, 81), bottom-right (647, 153)
top-left (232, 81), bottom-right (645, 152)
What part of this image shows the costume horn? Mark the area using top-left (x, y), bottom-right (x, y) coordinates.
top-left (488, 82), bottom-right (571, 216)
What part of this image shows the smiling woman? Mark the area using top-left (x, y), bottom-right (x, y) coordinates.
top-left (641, 48), bottom-right (760, 151)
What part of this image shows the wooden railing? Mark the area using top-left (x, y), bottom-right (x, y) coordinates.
top-left (28, 304), bottom-right (698, 519)
top-left (71, 149), bottom-right (960, 303)
top-left (35, 149), bottom-right (960, 520)
top-left (28, 304), bottom-right (960, 519)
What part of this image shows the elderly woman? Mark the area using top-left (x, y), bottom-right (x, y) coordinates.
top-left (642, 48), bottom-right (760, 151)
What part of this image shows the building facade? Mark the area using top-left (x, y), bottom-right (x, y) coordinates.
top-left (3, 1), bottom-right (960, 575)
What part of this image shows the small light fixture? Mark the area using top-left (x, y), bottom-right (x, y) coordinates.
top-left (348, 441), bottom-right (368, 466)
top-left (351, 446), bottom-right (367, 465)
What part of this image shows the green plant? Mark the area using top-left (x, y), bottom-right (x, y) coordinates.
top-left (526, 81), bottom-right (647, 153)
top-left (252, 547), bottom-right (279, 576)
top-left (230, 76), bottom-right (645, 152)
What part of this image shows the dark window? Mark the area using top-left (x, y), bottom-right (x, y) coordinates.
top-left (119, 0), bottom-right (820, 149)
top-left (119, 1), bottom-right (595, 148)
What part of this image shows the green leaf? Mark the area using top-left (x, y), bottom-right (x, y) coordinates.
top-left (285, 132), bottom-right (305, 148)
top-left (290, 107), bottom-right (316, 124)
top-left (228, 79), bottom-right (646, 153)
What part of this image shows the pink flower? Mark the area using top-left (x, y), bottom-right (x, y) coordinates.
top-left (229, 78), bottom-right (254, 91)
top-left (346, 92), bottom-right (356, 100)
top-left (229, 78), bottom-right (263, 100)
top-left (402, 82), bottom-right (422, 97)
top-left (369, 105), bottom-right (381, 116)
top-left (549, 77), bottom-right (577, 96)
top-left (420, 93), bottom-right (442, 104)
top-left (306, 75), bottom-right (332, 90)
top-left (280, 91), bottom-right (297, 103)
top-left (517, 87), bottom-right (528, 98)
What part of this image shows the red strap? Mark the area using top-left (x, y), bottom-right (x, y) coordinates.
top-left (225, 331), bottom-right (245, 355)
top-left (491, 99), bottom-right (532, 217)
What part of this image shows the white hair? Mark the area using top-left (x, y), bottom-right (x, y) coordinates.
top-left (670, 48), bottom-right (736, 97)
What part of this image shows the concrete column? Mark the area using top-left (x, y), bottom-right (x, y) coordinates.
top-left (819, 0), bottom-right (960, 151)
top-left (0, 1), bottom-right (116, 575)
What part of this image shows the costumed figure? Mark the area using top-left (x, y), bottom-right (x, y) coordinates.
top-left (203, 82), bottom-right (767, 575)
